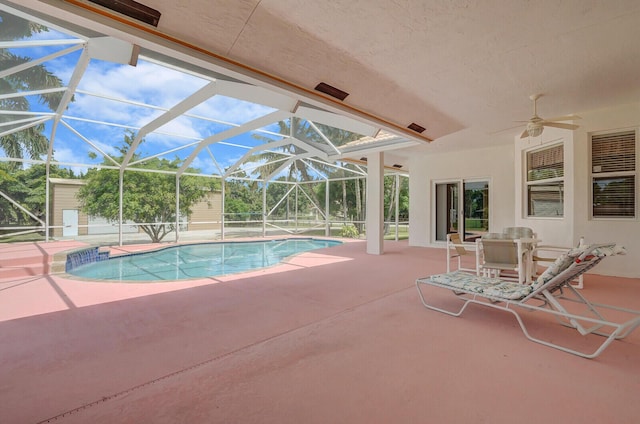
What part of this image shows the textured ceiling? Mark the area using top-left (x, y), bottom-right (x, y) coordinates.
top-left (19, 0), bottom-right (640, 160)
top-left (131, 0), bottom-right (640, 153)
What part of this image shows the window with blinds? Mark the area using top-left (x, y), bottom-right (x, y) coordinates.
top-left (591, 130), bottom-right (636, 218)
top-left (528, 183), bottom-right (564, 217)
top-left (527, 144), bottom-right (564, 182)
top-left (592, 131), bottom-right (635, 173)
top-left (526, 143), bottom-right (564, 217)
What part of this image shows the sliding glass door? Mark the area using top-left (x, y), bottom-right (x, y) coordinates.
top-left (435, 182), bottom-right (460, 242)
top-left (435, 179), bottom-right (489, 242)
top-left (463, 180), bottom-right (489, 240)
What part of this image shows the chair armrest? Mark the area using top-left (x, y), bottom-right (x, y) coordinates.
top-left (532, 245), bottom-right (571, 261)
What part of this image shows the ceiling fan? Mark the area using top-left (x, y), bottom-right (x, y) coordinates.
top-left (518, 94), bottom-right (581, 138)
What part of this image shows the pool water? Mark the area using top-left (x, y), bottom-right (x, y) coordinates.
top-left (68, 238), bottom-right (342, 281)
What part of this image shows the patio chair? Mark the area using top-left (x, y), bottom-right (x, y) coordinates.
top-left (416, 243), bottom-right (640, 358)
top-left (446, 233), bottom-right (480, 274)
top-left (477, 234), bottom-right (531, 283)
top-left (502, 226), bottom-right (535, 240)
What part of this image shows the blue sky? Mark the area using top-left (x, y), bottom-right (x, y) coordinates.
top-left (4, 13), bottom-right (289, 177)
top-left (2, 7), bottom-right (373, 183)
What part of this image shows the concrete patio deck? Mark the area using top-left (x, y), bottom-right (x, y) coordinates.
top-left (1, 239), bottom-right (639, 423)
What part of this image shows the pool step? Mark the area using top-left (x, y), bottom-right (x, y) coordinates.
top-left (0, 254), bottom-right (50, 280)
top-left (0, 263), bottom-right (49, 281)
top-left (0, 241), bottom-right (87, 281)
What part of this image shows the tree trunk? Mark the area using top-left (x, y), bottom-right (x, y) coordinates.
top-left (140, 223), bottom-right (168, 243)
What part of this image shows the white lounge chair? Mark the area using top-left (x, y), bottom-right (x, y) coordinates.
top-left (416, 243), bottom-right (640, 358)
top-left (532, 237), bottom-right (586, 289)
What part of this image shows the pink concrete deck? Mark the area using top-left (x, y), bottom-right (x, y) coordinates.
top-left (0, 240), bottom-right (639, 423)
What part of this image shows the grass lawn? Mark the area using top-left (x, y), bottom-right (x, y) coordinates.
top-left (0, 233), bottom-right (45, 243)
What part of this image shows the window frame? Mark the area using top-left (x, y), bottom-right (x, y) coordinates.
top-left (589, 129), bottom-right (638, 220)
top-left (525, 142), bottom-right (565, 218)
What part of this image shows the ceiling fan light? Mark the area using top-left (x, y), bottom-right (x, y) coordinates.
top-left (527, 124), bottom-right (544, 138)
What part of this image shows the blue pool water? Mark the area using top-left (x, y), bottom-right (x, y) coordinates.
top-left (67, 238), bottom-right (342, 281)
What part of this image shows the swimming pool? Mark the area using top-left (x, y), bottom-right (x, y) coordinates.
top-left (67, 238), bottom-right (342, 281)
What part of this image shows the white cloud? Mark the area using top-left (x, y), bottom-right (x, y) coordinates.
top-left (6, 10), bottom-right (295, 178)
top-left (78, 60), bottom-right (208, 109)
top-left (51, 146), bottom-right (95, 175)
top-left (73, 59), bottom-right (280, 133)
top-left (190, 95), bottom-right (277, 125)
top-left (89, 139), bottom-right (120, 159)
top-left (189, 156), bottom-right (218, 175)
top-left (67, 94), bottom-right (156, 126)
top-left (154, 116), bottom-right (203, 141)
top-left (36, 44), bottom-right (285, 164)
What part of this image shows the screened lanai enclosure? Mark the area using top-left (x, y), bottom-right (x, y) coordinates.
top-left (0, 3), bottom-right (416, 246)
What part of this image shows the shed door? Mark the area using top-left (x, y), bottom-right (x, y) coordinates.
top-left (62, 209), bottom-right (79, 237)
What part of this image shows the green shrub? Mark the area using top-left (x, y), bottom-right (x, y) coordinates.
top-left (340, 224), bottom-right (359, 238)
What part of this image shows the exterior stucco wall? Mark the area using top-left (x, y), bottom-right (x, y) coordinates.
top-left (514, 127), bottom-right (575, 248)
top-left (410, 102), bottom-right (640, 277)
top-left (408, 143), bottom-right (515, 247)
top-left (572, 102), bottom-right (640, 277)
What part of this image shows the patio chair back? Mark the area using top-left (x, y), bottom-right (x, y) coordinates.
top-left (503, 227), bottom-right (534, 239)
top-left (481, 238), bottom-right (520, 268)
top-left (449, 233), bottom-right (467, 256)
top-left (478, 234), bottom-right (529, 282)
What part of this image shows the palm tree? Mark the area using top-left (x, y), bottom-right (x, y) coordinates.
top-left (249, 118), bottom-right (321, 179)
top-left (245, 118), bottom-right (363, 229)
top-left (248, 118), bottom-right (330, 210)
top-left (0, 11), bottom-right (65, 168)
top-left (315, 125), bottom-right (363, 225)
top-left (250, 118), bottom-right (360, 207)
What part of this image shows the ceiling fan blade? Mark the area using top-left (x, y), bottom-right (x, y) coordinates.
top-left (541, 121), bottom-right (579, 130)
top-left (520, 128), bottom-right (530, 138)
top-left (545, 114), bottom-right (581, 122)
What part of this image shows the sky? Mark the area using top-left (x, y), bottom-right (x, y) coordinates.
top-left (1, 10), bottom-right (302, 178)
top-left (0, 6), bottom-right (377, 184)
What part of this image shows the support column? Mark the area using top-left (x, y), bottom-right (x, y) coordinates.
top-left (262, 181), bottom-right (267, 237)
top-left (395, 173), bottom-right (400, 241)
top-left (45, 161), bottom-right (50, 242)
top-left (295, 184), bottom-right (298, 234)
top-left (366, 152), bottom-right (384, 254)
top-left (175, 175), bottom-right (180, 243)
top-left (118, 170), bottom-right (124, 246)
top-left (220, 179), bottom-right (225, 240)
top-left (325, 180), bottom-right (330, 237)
